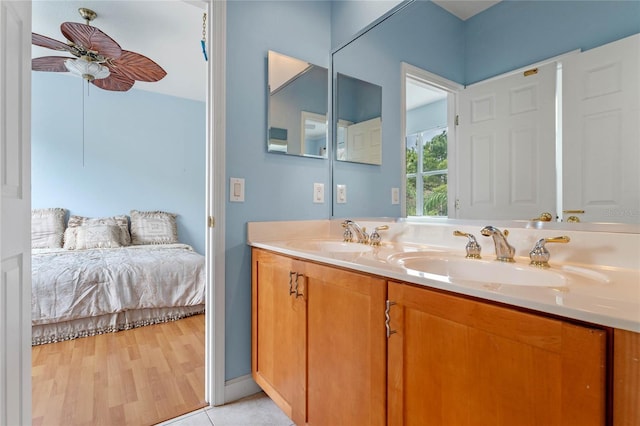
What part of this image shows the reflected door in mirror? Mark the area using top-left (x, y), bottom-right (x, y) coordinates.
top-left (457, 63), bottom-right (557, 220)
top-left (563, 34), bottom-right (640, 224)
top-left (336, 73), bottom-right (382, 165)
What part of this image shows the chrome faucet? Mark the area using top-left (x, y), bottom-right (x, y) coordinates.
top-left (480, 225), bottom-right (515, 262)
top-left (342, 219), bottom-right (369, 244)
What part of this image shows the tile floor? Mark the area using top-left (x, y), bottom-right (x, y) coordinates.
top-left (157, 392), bottom-right (295, 426)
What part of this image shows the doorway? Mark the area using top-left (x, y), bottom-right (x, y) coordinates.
top-left (401, 63), bottom-right (462, 218)
top-left (28, 0), bottom-right (224, 423)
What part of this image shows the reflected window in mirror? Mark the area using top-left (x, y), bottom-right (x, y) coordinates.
top-left (406, 127), bottom-right (448, 216)
top-left (267, 50), bottom-right (328, 159)
top-left (335, 73), bottom-right (382, 165)
top-left (404, 68), bottom-right (457, 217)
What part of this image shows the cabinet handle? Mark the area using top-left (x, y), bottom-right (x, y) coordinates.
top-left (385, 300), bottom-right (397, 338)
top-left (289, 271), bottom-right (296, 295)
top-left (294, 273), bottom-right (304, 298)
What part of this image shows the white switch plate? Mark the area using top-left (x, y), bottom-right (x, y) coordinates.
top-left (336, 184), bottom-right (347, 204)
top-left (391, 187), bottom-right (400, 205)
top-left (230, 177), bottom-right (245, 202)
top-left (313, 183), bottom-right (324, 203)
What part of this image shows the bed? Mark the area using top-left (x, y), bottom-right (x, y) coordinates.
top-left (31, 208), bottom-right (206, 345)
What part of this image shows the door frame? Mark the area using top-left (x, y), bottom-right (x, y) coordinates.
top-left (400, 62), bottom-right (462, 218)
top-left (0, 0), bottom-right (228, 417)
top-left (207, 0), bottom-right (226, 406)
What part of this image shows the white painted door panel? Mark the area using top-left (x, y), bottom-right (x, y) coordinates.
top-left (346, 117), bottom-right (382, 164)
top-left (0, 1), bottom-right (32, 424)
top-left (563, 34), bottom-right (640, 223)
top-left (457, 63), bottom-right (557, 220)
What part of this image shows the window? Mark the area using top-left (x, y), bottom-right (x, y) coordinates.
top-left (406, 127), bottom-right (448, 216)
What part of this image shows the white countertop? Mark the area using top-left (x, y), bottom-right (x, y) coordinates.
top-left (248, 219), bottom-right (640, 333)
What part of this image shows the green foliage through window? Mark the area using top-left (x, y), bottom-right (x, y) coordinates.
top-left (406, 129), bottom-right (448, 217)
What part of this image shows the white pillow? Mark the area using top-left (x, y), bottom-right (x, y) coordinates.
top-left (64, 215), bottom-right (131, 249)
top-left (130, 210), bottom-right (178, 245)
top-left (74, 224), bottom-right (123, 250)
top-left (32, 208), bottom-right (67, 248)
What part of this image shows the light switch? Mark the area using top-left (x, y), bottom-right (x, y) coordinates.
top-left (313, 183), bottom-right (324, 203)
top-left (336, 184), bottom-right (347, 204)
top-left (230, 178), bottom-right (245, 202)
top-left (391, 187), bottom-right (400, 205)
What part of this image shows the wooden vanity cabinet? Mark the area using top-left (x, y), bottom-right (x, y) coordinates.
top-left (252, 248), bottom-right (387, 426)
top-left (252, 248), bottom-right (306, 425)
top-left (387, 280), bottom-right (608, 426)
top-left (613, 329), bottom-right (640, 425)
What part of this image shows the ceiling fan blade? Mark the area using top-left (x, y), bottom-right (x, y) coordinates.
top-left (32, 56), bottom-right (71, 72)
top-left (32, 33), bottom-right (73, 52)
top-left (60, 22), bottom-right (122, 59)
top-left (91, 72), bottom-right (135, 92)
top-left (109, 50), bottom-right (167, 82)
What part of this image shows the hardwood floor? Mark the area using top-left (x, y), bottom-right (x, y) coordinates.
top-left (32, 314), bottom-right (206, 426)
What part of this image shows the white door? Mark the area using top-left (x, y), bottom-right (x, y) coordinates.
top-left (563, 34), bottom-right (640, 224)
top-left (0, 1), bottom-right (32, 425)
top-left (457, 62), bottom-right (557, 220)
top-left (346, 117), bottom-right (382, 164)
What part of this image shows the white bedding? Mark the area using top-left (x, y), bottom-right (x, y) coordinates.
top-left (32, 244), bottom-right (205, 344)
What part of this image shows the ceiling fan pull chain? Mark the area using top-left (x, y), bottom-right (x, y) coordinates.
top-left (201, 13), bottom-right (208, 62)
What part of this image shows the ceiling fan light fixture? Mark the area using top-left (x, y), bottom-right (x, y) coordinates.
top-left (65, 57), bottom-right (110, 81)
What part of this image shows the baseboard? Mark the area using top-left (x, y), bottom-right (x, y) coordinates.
top-left (224, 374), bottom-right (262, 403)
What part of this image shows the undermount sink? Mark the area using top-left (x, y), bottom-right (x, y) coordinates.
top-left (286, 240), bottom-right (374, 254)
top-left (388, 253), bottom-right (609, 287)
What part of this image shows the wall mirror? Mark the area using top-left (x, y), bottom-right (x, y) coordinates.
top-left (331, 0), bottom-right (640, 225)
top-left (267, 50), bottom-right (328, 158)
top-left (335, 73), bottom-right (382, 165)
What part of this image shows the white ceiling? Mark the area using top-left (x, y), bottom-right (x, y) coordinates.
top-left (432, 0), bottom-right (501, 21)
top-left (32, 0), bottom-right (207, 102)
top-left (31, 1), bottom-right (499, 104)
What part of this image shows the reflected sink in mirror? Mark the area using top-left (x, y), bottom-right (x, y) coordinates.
top-left (286, 240), bottom-right (374, 254)
top-left (388, 253), bottom-right (610, 287)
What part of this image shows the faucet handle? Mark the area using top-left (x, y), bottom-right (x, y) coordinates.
top-left (369, 225), bottom-right (389, 246)
top-left (453, 230), bottom-right (482, 259)
top-left (343, 228), bottom-right (353, 242)
top-left (529, 236), bottom-right (570, 268)
top-left (531, 212), bottom-right (553, 222)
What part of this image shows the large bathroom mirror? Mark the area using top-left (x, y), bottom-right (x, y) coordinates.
top-left (267, 50), bottom-right (328, 158)
top-left (336, 73), bottom-right (382, 165)
top-left (331, 0), bottom-right (640, 225)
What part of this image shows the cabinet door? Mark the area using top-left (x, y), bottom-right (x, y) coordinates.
top-left (305, 262), bottom-right (387, 426)
top-left (388, 281), bottom-right (607, 426)
top-left (252, 249), bottom-right (306, 424)
top-left (614, 329), bottom-right (640, 425)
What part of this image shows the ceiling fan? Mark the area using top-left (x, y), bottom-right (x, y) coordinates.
top-left (31, 7), bottom-right (166, 92)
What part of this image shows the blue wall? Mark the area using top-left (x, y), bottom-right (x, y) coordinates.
top-left (223, 0), bottom-right (640, 382)
top-left (465, 0), bottom-right (640, 84)
top-left (330, 0), bottom-right (403, 49)
top-left (32, 72), bottom-right (206, 254)
top-left (225, 0), bottom-right (332, 380)
top-left (332, 0), bottom-right (464, 218)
